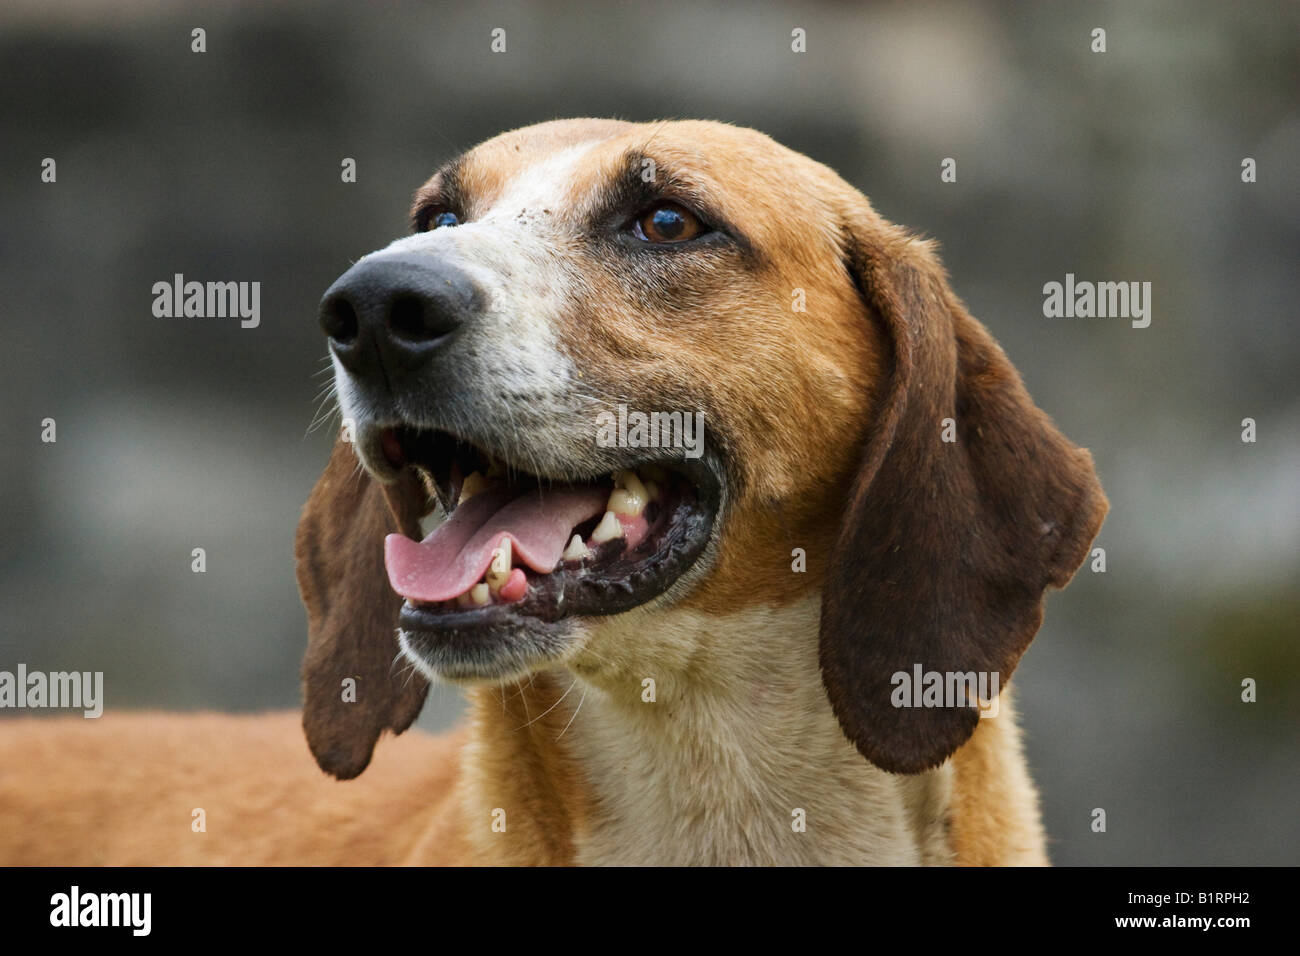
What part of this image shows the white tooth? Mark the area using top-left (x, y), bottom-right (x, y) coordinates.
top-left (591, 510), bottom-right (622, 544)
top-left (486, 540), bottom-right (512, 593)
top-left (608, 488), bottom-right (646, 517)
top-left (470, 583), bottom-right (491, 606)
top-left (459, 471), bottom-right (488, 504)
top-left (562, 534), bottom-right (591, 562)
top-left (614, 470), bottom-right (649, 502)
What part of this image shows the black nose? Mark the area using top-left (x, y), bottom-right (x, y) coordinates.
top-left (318, 253), bottom-right (483, 383)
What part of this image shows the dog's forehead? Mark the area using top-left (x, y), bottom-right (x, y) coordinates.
top-left (443, 120), bottom-right (627, 213)
top-left (474, 141), bottom-right (607, 219)
top-left (417, 119), bottom-right (825, 225)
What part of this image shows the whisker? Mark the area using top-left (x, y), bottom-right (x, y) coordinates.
top-left (514, 678), bottom-right (531, 725)
top-left (515, 677), bottom-right (577, 732)
top-left (556, 684), bottom-right (587, 740)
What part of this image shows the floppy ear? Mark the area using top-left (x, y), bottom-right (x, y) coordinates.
top-left (295, 436), bottom-right (429, 779)
top-left (819, 206), bottom-right (1107, 774)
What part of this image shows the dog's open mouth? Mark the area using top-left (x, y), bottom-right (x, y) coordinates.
top-left (378, 426), bottom-right (720, 642)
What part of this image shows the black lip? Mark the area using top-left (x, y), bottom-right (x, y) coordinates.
top-left (398, 613), bottom-right (576, 683)
top-left (394, 446), bottom-right (725, 678)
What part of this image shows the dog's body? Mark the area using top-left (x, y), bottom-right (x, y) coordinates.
top-left (0, 682), bottom-right (1037, 866)
top-left (0, 120), bottom-right (1104, 866)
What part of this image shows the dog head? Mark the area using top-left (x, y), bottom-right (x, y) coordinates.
top-left (295, 119), bottom-right (1106, 779)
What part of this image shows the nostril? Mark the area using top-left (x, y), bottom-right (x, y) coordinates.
top-left (319, 256), bottom-right (474, 365)
top-left (320, 296), bottom-right (359, 345)
top-left (389, 294), bottom-right (437, 341)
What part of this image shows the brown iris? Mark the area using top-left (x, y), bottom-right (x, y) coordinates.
top-left (635, 202), bottom-right (706, 243)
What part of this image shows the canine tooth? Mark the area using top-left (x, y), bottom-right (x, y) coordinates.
top-left (459, 471), bottom-right (488, 503)
top-left (608, 489), bottom-right (645, 517)
top-left (486, 540), bottom-right (512, 593)
top-left (591, 510), bottom-right (622, 544)
top-left (470, 583), bottom-right (491, 606)
top-left (562, 534), bottom-right (591, 562)
top-left (614, 470), bottom-right (649, 502)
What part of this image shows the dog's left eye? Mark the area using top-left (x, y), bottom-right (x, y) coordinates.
top-left (430, 211), bottom-right (460, 229)
top-left (632, 202), bottom-right (707, 243)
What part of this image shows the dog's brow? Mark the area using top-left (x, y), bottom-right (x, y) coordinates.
top-left (604, 148), bottom-right (696, 214)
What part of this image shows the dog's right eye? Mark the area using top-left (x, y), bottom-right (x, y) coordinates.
top-left (430, 211), bottom-right (460, 229)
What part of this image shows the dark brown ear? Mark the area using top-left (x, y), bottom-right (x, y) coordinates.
top-left (819, 207), bottom-right (1108, 774)
top-left (295, 436), bottom-right (429, 779)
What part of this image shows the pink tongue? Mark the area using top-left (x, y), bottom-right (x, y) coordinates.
top-left (385, 485), bottom-right (608, 603)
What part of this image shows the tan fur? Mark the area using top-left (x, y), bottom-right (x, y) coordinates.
top-left (948, 692), bottom-right (1049, 865)
top-left (0, 712), bottom-right (467, 865)
top-left (0, 701), bottom-right (1040, 866)
top-left (445, 674), bottom-right (593, 866)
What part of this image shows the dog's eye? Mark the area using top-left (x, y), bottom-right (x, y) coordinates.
top-left (430, 211), bottom-right (460, 230)
top-left (633, 202), bottom-right (706, 243)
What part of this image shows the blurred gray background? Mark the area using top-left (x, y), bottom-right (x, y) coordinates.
top-left (1, 0), bottom-right (1296, 865)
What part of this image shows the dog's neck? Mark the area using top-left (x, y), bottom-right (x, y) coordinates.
top-left (452, 596), bottom-right (955, 866)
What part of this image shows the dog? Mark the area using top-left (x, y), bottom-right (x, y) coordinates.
top-left (0, 119), bottom-right (1105, 865)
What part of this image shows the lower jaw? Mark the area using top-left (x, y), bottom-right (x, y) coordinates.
top-left (397, 608), bottom-right (578, 683)
top-left (392, 493), bottom-right (723, 685)
top-left (393, 544), bottom-right (717, 681)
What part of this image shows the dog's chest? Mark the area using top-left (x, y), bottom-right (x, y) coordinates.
top-left (563, 656), bottom-right (953, 866)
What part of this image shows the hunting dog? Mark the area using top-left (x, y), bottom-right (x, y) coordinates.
top-left (0, 119), bottom-right (1106, 865)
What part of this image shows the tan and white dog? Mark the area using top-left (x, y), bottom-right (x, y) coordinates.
top-left (0, 119), bottom-right (1105, 866)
